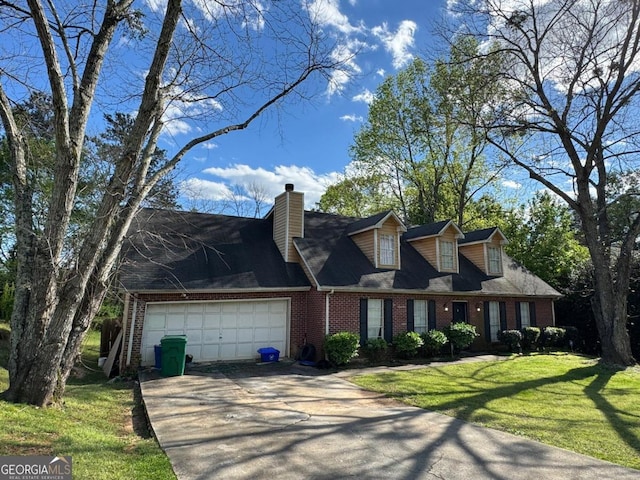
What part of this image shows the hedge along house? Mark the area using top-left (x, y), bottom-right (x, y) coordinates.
top-left (118, 184), bottom-right (561, 370)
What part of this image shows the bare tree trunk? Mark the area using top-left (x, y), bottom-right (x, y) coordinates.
top-left (1, 0), bottom-right (342, 406)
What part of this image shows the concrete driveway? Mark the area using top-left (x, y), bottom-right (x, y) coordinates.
top-left (140, 360), bottom-right (640, 480)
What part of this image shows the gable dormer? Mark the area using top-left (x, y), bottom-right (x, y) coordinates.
top-left (458, 227), bottom-right (508, 276)
top-left (404, 220), bottom-right (465, 273)
top-left (346, 211), bottom-right (406, 269)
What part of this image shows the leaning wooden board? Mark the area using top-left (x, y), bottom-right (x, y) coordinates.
top-left (102, 330), bottom-right (122, 377)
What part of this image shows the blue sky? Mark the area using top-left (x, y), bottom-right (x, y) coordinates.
top-left (164, 0), bottom-right (457, 212)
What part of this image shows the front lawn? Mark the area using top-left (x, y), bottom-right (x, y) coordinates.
top-left (351, 353), bottom-right (640, 470)
top-left (0, 322), bottom-right (176, 480)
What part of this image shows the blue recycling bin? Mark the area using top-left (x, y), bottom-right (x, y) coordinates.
top-left (258, 347), bottom-right (280, 362)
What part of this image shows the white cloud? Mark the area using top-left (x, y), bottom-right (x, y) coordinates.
top-left (502, 180), bottom-right (522, 189)
top-left (305, 0), bottom-right (362, 34)
top-left (191, 163), bottom-right (341, 207)
top-left (352, 89), bottom-right (374, 104)
top-left (202, 142), bottom-right (219, 150)
top-left (372, 20), bottom-right (417, 69)
top-left (180, 178), bottom-right (234, 201)
top-left (376, 68), bottom-right (386, 77)
top-left (340, 114), bottom-right (363, 122)
top-left (160, 91), bottom-right (224, 137)
top-left (326, 38), bottom-right (367, 96)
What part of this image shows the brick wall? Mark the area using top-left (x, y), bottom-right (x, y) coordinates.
top-left (314, 292), bottom-right (557, 354)
top-left (121, 289), bottom-right (557, 369)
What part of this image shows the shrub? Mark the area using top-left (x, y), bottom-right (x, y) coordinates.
top-left (392, 332), bottom-right (424, 359)
top-left (498, 329), bottom-right (523, 352)
top-left (521, 327), bottom-right (541, 351)
top-left (324, 332), bottom-right (360, 366)
top-left (362, 337), bottom-right (388, 362)
top-left (561, 326), bottom-right (581, 350)
top-left (421, 330), bottom-right (448, 357)
top-left (444, 322), bottom-right (479, 354)
top-left (541, 326), bottom-right (566, 350)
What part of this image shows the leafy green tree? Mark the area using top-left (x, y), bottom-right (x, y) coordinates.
top-left (328, 37), bottom-right (504, 226)
top-left (503, 192), bottom-right (589, 289)
top-left (454, 0), bottom-right (640, 364)
top-left (316, 173), bottom-right (395, 218)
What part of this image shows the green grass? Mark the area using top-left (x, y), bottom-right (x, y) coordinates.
top-left (0, 322), bottom-right (176, 480)
top-left (351, 353), bottom-right (640, 470)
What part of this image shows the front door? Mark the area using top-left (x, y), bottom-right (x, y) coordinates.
top-left (452, 302), bottom-right (468, 323)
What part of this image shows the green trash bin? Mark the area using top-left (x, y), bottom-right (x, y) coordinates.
top-left (160, 335), bottom-right (188, 377)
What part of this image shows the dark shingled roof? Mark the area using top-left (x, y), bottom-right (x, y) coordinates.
top-left (404, 220), bottom-right (451, 241)
top-left (119, 209), bottom-right (309, 291)
top-left (295, 211), bottom-right (559, 296)
top-left (121, 208), bottom-right (561, 298)
top-left (459, 227), bottom-right (501, 244)
top-left (345, 210), bottom-right (394, 234)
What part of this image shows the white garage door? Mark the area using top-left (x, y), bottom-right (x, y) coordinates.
top-left (140, 299), bottom-right (288, 366)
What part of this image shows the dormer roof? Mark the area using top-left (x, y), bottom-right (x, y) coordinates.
top-left (459, 227), bottom-right (509, 246)
top-left (404, 219), bottom-right (464, 242)
top-left (346, 210), bottom-right (407, 236)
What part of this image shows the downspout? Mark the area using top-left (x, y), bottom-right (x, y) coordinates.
top-left (325, 289), bottom-right (334, 335)
top-left (126, 294), bottom-right (138, 366)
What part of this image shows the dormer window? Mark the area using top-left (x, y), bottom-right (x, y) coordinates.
top-left (440, 240), bottom-right (455, 270)
top-left (488, 246), bottom-right (502, 274)
top-left (380, 234), bottom-right (395, 265)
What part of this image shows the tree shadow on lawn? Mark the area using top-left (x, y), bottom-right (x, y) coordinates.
top-left (583, 365), bottom-right (640, 455)
top-left (379, 359), bottom-right (640, 458)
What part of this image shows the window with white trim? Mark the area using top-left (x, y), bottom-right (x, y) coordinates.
top-left (440, 240), bottom-right (455, 270)
top-left (488, 246), bottom-right (502, 274)
top-left (414, 300), bottom-right (428, 334)
top-left (520, 302), bottom-right (531, 328)
top-left (367, 299), bottom-right (384, 339)
top-left (489, 301), bottom-right (500, 342)
top-left (380, 234), bottom-right (395, 265)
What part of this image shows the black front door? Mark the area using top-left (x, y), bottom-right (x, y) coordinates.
top-left (452, 302), bottom-right (468, 323)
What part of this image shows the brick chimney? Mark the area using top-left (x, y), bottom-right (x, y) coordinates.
top-left (273, 183), bottom-right (304, 262)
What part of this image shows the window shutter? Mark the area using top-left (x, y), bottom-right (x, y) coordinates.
top-left (359, 298), bottom-right (368, 345)
top-left (529, 302), bottom-right (537, 327)
top-left (515, 302), bottom-right (522, 330)
top-left (484, 302), bottom-right (491, 342)
top-left (428, 300), bottom-right (436, 330)
top-left (499, 302), bottom-right (507, 331)
top-left (406, 299), bottom-right (414, 332)
top-left (384, 299), bottom-right (393, 342)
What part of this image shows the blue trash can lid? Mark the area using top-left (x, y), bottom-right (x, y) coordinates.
top-left (257, 347), bottom-right (279, 354)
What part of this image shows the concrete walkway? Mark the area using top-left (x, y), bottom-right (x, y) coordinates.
top-left (140, 357), bottom-right (640, 480)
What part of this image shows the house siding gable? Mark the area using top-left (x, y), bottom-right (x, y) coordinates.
top-left (410, 238), bottom-right (438, 269)
top-left (351, 230), bottom-right (376, 266)
top-left (459, 243), bottom-right (486, 272)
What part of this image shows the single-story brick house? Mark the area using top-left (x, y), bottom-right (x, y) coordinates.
top-left (118, 184), bottom-right (561, 369)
